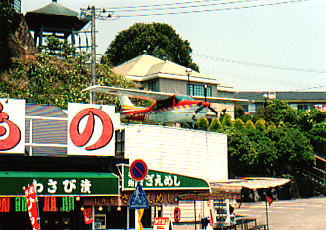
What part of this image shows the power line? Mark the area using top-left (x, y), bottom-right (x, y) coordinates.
top-left (107, 0), bottom-right (228, 10)
top-left (109, 0), bottom-right (261, 12)
top-left (112, 0), bottom-right (309, 18)
top-left (294, 84), bottom-right (326, 91)
top-left (194, 53), bottom-right (326, 74)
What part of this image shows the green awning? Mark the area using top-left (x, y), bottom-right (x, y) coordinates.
top-left (0, 171), bottom-right (119, 197)
top-left (122, 166), bottom-right (210, 191)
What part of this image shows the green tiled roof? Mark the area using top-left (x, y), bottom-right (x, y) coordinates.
top-left (28, 2), bottom-right (78, 17)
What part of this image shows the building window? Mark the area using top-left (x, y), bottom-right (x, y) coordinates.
top-left (297, 104), bottom-right (310, 110)
top-left (11, 0), bottom-right (21, 13)
top-left (115, 130), bottom-right (125, 158)
top-left (147, 80), bottom-right (159, 92)
top-left (188, 84), bottom-right (212, 97)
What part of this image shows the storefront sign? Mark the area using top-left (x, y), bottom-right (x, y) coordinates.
top-left (0, 99), bottom-right (25, 154)
top-left (83, 207), bottom-right (94, 224)
top-left (0, 171), bottom-right (119, 196)
top-left (123, 166), bottom-right (209, 190)
top-left (153, 217), bottom-right (171, 230)
top-left (174, 207), bottom-right (181, 222)
top-left (84, 191), bottom-right (179, 206)
top-left (24, 184), bottom-right (41, 230)
top-left (68, 103), bottom-right (120, 156)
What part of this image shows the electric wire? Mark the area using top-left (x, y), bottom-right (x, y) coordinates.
top-left (109, 0), bottom-right (262, 12)
top-left (194, 53), bottom-right (326, 74)
top-left (111, 0), bottom-right (309, 18)
top-left (107, 0), bottom-right (232, 10)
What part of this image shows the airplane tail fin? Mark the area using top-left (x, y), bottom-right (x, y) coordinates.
top-left (119, 95), bottom-right (143, 112)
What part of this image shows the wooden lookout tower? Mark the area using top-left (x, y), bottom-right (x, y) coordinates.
top-left (25, 0), bottom-right (90, 48)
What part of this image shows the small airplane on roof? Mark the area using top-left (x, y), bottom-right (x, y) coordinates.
top-left (84, 85), bottom-right (219, 124)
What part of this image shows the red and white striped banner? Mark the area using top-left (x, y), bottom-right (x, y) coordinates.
top-left (24, 184), bottom-right (41, 230)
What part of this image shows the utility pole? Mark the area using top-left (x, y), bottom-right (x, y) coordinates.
top-left (90, 6), bottom-right (96, 104)
top-left (80, 6), bottom-right (115, 103)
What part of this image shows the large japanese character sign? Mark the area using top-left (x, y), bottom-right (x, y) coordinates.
top-left (23, 184), bottom-right (41, 230)
top-left (0, 99), bottom-right (25, 154)
top-left (68, 103), bottom-right (120, 156)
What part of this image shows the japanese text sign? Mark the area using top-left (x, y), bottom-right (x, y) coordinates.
top-left (153, 217), bottom-right (170, 230)
top-left (83, 207), bottom-right (94, 224)
top-left (123, 166), bottom-right (209, 190)
top-left (68, 103), bottom-right (120, 156)
top-left (0, 99), bottom-right (25, 154)
top-left (24, 184), bottom-right (41, 230)
top-left (0, 171), bottom-right (118, 196)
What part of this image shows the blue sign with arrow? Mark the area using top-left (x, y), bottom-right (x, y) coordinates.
top-left (129, 182), bottom-right (149, 209)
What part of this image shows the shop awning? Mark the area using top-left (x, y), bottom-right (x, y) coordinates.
top-left (211, 177), bottom-right (291, 190)
top-left (0, 171), bottom-right (119, 197)
top-left (178, 177), bottom-right (290, 200)
top-left (122, 166), bottom-right (210, 191)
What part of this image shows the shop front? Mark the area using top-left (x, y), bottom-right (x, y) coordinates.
top-left (0, 171), bottom-right (119, 230)
top-left (84, 166), bottom-right (210, 230)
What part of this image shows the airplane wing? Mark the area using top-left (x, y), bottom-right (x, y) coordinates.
top-left (83, 85), bottom-right (175, 101)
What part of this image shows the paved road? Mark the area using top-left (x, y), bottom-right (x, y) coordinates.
top-left (235, 197), bottom-right (326, 230)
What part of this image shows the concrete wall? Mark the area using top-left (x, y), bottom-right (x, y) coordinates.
top-left (123, 124), bottom-right (228, 182)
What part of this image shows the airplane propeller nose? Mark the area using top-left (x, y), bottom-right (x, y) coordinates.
top-left (200, 102), bottom-right (210, 107)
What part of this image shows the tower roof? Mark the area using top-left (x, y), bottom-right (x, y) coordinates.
top-left (27, 1), bottom-right (78, 17)
top-left (25, 1), bottom-right (89, 33)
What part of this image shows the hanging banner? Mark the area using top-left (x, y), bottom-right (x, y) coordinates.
top-left (83, 207), bottom-right (94, 224)
top-left (44, 197), bottom-right (57, 212)
top-left (24, 184), bottom-right (41, 230)
top-left (0, 198), bottom-right (10, 212)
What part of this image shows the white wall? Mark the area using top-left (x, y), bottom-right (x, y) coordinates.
top-left (123, 124), bottom-right (228, 182)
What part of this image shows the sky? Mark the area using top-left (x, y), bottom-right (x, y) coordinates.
top-left (22, 0), bottom-right (326, 92)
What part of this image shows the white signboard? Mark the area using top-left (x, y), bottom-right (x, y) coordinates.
top-left (67, 103), bottom-right (120, 156)
top-left (0, 99), bottom-right (25, 154)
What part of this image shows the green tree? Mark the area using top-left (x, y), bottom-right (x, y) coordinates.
top-left (0, 0), bottom-right (16, 68)
top-left (221, 113), bottom-right (232, 128)
top-left (227, 130), bottom-right (258, 177)
top-left (255, 118), bottom-right (266, 130)
top-left (255, 99), bottom-right (298, 126)
top-left (46, 36), bottom-right (75, 57)
top-left (266, 127), bottom-right (315, 173)
top-left (196, 117), bottom-right (209, 130)
top-left (0, 54), bottom-right (135, 109)
top-left (208, 118), bottom-right (222, 132)
top-left (102, 22), bottom-right (199, 71)
top-left (234, 105), bottom-right (245, 119)
top-left (244, 120), bottom-right (256, 130)
top-left (234, 118), bottom-right (245, 130)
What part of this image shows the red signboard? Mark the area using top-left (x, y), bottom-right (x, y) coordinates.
top-left (44, 197), bottom-right (57, 212)
top-left (174, 207), bottom-right (181, 222)
top-left (83, 207), bottom-right (94, 224)
top-left (69, 108), bottom-right (114, 151)
top-left (0, 198), bottom-right (10, 212)
top-left (0, 102), bottom-right (21, 151)
top-left (153, 217), bottom-right (170, 230)
top-left (24, 184), bottom-right (41, 230)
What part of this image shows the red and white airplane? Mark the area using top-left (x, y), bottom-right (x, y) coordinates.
top-left (84, 85), bottom-right (219, 124)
